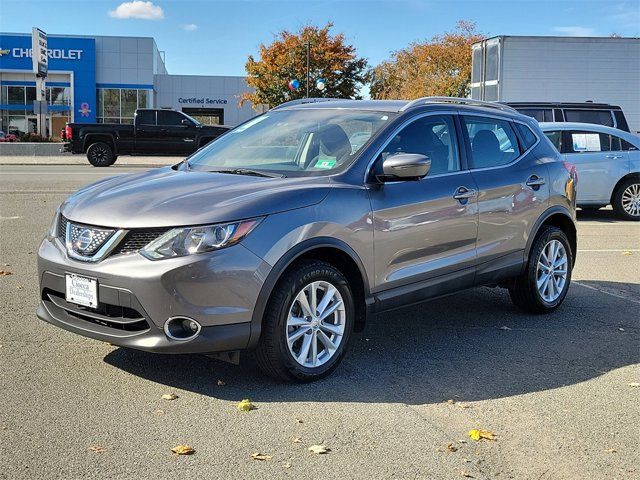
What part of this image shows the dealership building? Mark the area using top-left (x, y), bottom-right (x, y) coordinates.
top-left (0, 32), bottom-right (258, 137)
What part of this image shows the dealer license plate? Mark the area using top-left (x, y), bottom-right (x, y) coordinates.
top-left (65, 273), bottom-right (98, 308)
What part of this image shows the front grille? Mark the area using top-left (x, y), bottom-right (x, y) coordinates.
top-left (111, 228), bottom-right (169, 255)
top-left (68, 222), bottom-right (116, 255)
top-left (57, 214), bottom-right (68, 242)
top-left (58, 215), bottom-right (169, 258)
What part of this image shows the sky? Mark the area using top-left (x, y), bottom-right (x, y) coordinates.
top-left (0, 0), bottom-right (638, 77)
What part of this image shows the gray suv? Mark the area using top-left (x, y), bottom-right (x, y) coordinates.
top-left (37, 97), bottom-right (578, 382)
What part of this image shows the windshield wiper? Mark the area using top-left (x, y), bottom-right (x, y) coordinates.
top-left (207, 168), bottom-right (285, 178)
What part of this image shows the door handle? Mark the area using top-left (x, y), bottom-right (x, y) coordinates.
top-left (453, 186), bottom-right (477, 201)
top-left (526, 175), bottom-right (545, 189)
top-left (605, 154), bottom-right (623, 159)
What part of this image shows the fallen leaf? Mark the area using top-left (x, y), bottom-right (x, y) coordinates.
top-left (308, 445), bottom-right (330, 454)
top-left (251, 453), bottom-right (272, 461)
top-left (604, 448), bottom-right (617, 453)
top-left (0, 270), bottom-right (12, 276)
top-left (161, 393), bottom-right (178, 401)
top-left (237, 399), bottom-right (256, 412)
top-left (446, 399), bottom-right (456, 404)
top-left (292, 437), bottom-right (303, 443)
top-left (622, 251), bottom-right (633, 256)
top-left (463, 458), bottom-right (472, 463)
top-left (283, 462), bottom-right (292, 469)
top-left (461, 471), bottom-right (474, 478)
top-left (468, 429), bottom-right (496, 441)
top-left (217, 379), bottom-right (226, 386)
top-left (171, 445), bottom-right (195, 455)
top-left (88, 445), bottom-right (106, 453)
top-left (628, 382), bottom-right (640, 388)
top-left (458, 403), bottom-right (472, 409)
top-left (447, 443), bottom-right (458, 452)
top-left (295, 418), bottom-right (304, 424)
top-left (499, 326), bottom-right (511, 331)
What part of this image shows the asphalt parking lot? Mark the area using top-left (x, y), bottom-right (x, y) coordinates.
top-left (1, 164), bottom-right (638, 480)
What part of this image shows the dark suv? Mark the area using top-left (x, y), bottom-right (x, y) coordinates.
top-left (38, 97), bottom-right (577, 382)
top-left (507, 102), bottom-right (631, 132)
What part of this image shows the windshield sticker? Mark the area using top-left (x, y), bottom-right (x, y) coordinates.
top-left (233, 115), bottom-right (269, 133)
top-left (314, 159), bottom-right (337, 169)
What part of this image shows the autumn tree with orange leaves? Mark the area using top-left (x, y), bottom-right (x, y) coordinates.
top-left (241, 23), bottom-right (368, 108)
top-left (369, 21), bottom-right (485, 100)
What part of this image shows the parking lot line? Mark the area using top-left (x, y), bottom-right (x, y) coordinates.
top-left (573, 281), bottom-right (640, 304)
top-left (577, 249), bottom-right (640, 252)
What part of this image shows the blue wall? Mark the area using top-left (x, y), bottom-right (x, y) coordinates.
top-left (0, 34), bottom-right (96, 123)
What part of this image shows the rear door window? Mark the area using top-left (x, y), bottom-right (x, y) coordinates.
top-left (136, 110), bottom-right (156, 125)
top-left (568, 131), bottom-right (614, 153)
top-left (463, 116), bottom-right (521, 168)
top-left (564, 109), bottom-right (614, 127)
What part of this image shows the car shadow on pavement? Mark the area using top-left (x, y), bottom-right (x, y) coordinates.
top-left (577, 208), bottom-right (623, 223)
top-left (103, 281), bottom-right (639, 405)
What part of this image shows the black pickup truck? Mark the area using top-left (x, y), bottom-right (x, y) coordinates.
top-left (62, 109), bottom-right (229, 166)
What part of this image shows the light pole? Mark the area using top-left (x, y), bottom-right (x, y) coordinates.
top-left (305, 41), bottom-right (311, 98)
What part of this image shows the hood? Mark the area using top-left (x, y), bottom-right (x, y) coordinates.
top-left (61, 166), bottom-right (332, 228)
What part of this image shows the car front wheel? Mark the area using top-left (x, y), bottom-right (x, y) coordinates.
top-left (255, 260), bottom-right (354, 382)
top-left (613, 177), bottom-right (640, 221)
top-left (86, 141), bottom-right (116, 167)
top-left (509, 226), bottom-right (573, 313)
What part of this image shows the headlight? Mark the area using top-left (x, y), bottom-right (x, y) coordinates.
top-left (140, 218), bottom-right (262, 260)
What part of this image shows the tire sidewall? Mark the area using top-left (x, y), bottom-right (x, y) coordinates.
top-left (87, 142), bottom-right (115, 167)
top-left (273, 264), bottom-right (354, 381)
top-left (528, 228), bottom-right (573, 311)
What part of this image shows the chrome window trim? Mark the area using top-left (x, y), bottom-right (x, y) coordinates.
top-left (459, 112), bottom-right (541, 173)
top-left (363, 109), bottom-right (460, 183)
top-left (65, 222), bottom-right (129, 263)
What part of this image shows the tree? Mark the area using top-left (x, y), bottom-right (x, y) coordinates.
top-left (369, 21), bottom-right (485, 100)
top-left (241, 23), bottom-right (368, 108)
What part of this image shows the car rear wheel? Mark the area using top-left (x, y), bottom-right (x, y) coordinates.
top-left (509, 226), bottom-right (572, 314)
top-left (87, 142), bottom-right (116, 167)
top-left (255, 260), bottom-right (354, 382)
top-left (613, 178), bottom-right (640, 221)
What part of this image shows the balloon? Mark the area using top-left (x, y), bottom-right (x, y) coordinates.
top-left (288, 79), bottom-right (300, 91)
top-left (315, 79), bottom-right (326, 91)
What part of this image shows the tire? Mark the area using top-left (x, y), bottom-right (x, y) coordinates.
top-left (86, 141), bottom-right (116, 167)
top-left (509, 226), bottom-right (573, 314)
top-left (254, 260), bottom-right (354, 382)
top-left (612, 177), bottom-right (640, 221)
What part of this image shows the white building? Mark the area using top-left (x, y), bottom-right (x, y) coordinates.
top-left (471, 36), bottom-right (640, 132)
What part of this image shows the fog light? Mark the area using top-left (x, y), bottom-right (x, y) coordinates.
top-left (164, 316), bottom-right (202, 341)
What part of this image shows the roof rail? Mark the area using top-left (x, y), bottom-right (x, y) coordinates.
top-left (400, 96), bottom-right (518, 113)
top-left (270, 97), bottom-right (349, 110)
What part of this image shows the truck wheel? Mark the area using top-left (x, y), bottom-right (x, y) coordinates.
top-left (255, 260), bottom-right (354, 382)
top-left (509, 226), bottom-right (573, 314)
top-left (612, 177), bottom-right (640, 221)
top-left (87, 142), bottom-right (116, 167)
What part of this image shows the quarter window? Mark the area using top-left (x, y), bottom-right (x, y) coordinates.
top-left (463, 116), bottom-right (521, 168)
top-left (515, 123), bottom-right (538, 150)
top-left (380, 115), bottom-right (461, 176)
top-left (544, 131), bottom-right (562, 151)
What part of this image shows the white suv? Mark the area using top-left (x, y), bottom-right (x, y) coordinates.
top-left (540, 122), bottom-right (640, 220)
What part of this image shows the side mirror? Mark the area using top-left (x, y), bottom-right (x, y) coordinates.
top-left (180, 119), bottom-right (192, 127)
top-left (378, 153), bottom-right (431, 181)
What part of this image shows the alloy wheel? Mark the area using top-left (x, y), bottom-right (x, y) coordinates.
top-left (621, 183), bottom-right (640, 217)
top-left (536, 239), bottom-right (568, 303)
top-left (286, 280), bottom-right (346, 368)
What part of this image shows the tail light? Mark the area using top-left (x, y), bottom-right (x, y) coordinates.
top-left (563, 160), bottom-right (577, 178)
top-left (65, 125), bottom-right (72, 141)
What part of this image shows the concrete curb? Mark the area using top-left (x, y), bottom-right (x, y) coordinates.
top-left (0, 142), bottom-right (65, 156)
top-left (0, 155), bottom-right (183, 166)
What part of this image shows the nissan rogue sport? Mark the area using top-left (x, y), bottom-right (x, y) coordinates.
top-left (37, 97), bottom-right (577, 382)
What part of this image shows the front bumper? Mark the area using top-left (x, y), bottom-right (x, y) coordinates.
top-left (37, 235), bottom-right (271, 354)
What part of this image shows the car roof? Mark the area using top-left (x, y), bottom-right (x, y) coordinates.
top-left (539, 122), bottom-right (640, 144)
top-left (278, 99), bottom-right (532, 122)
top-left (507, 102), bottom-right (622, 109)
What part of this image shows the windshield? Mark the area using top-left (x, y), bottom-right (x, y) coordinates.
top-left (187, 109), bottom-right (395, 176)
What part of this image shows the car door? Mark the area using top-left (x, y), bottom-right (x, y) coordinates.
top-left (462, 114), bottom-right (549, 278)
top-left (157, 110), bottom-right (198, 154)
top-left (561, 129), bottom-right (630, 203)
top-left (368, 113), bottom-right (479, 304)
top-left (133, 109), bottom-right (158, 153)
